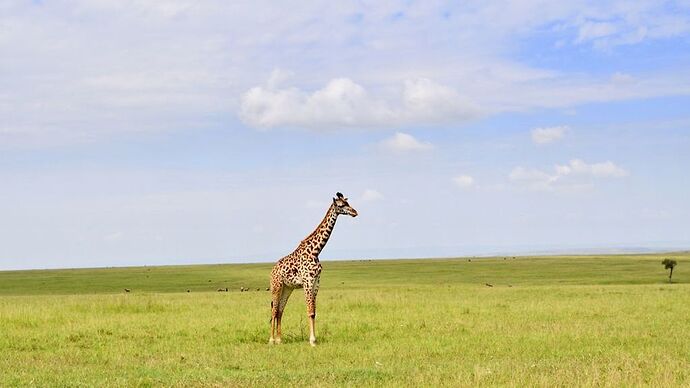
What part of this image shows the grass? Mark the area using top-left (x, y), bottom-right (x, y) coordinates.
top-left (0, 252), bottom-right (688, 386)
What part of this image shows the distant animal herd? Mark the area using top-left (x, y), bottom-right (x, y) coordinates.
top-left (124, 287), bottom-right (270, 293)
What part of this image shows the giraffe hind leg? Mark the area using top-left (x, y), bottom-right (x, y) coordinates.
top-left (275, 286), bottom-right (293, 344)
top-left (269, 283), bottom-right (282, 344)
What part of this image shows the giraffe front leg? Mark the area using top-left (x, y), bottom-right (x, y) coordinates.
top-left (304, 281), bottom-right (319, 346)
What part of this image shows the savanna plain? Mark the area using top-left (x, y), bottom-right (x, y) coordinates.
top-left (1, 253), bottom-right (689, 387)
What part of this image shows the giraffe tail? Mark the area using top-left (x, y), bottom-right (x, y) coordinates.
top-left (269, 301), bottom-right (273, 324)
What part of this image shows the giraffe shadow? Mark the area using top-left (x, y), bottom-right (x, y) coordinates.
top-left (235, 329), bottom-right (330, 345)
top-left (279, 331), bottom-right (330, 344)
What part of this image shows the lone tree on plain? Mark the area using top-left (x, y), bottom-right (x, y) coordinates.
top-left (661, 258), bottom-right (678, 283)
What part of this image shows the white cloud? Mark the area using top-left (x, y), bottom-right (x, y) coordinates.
top-left (452, 175), bottom-right (475, 189)
top-left (509, 167), bottom-right (553, 183)
top-left (531, 126), bottom-right (568, 145)
top-left (510, 159), bottom-right (628, 191)
top-left (266, 68), bottom-right (294, 90)
top-left (2, 1), bottom-right (690, 147)
top-left (509, 167), bottom-right (557, 191)
top-left (240, 78), bottom-right (392, 129)
top-left (556, 159), bottom-right (629, 178)
top-left (381, 132), bottom-right (433, 152)
top-left (400, 78), bottom-right (480, 125)
top-left (361, 189), bottom-right (384, 202)
top-left (240, 77), bottom-right (480, 130)
top-left (571, 3), bottom-right (690, 49)
top-left (576, 21), bottom-right (618, 43)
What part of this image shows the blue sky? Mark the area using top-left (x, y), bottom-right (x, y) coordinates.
top-left (1, 1), bottom-right (689, 270)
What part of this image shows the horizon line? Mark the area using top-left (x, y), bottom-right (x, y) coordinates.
top-left (1, 247), bottom-right (687, 273)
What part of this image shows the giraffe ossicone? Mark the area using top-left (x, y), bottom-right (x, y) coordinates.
top-left (269, 192), bottom-right (358, 346)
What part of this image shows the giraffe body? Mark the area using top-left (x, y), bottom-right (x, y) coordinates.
top-left (269, 193), bottom-right (357, 346)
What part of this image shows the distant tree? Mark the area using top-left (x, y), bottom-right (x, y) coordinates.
top-left (661, 259), bottom-right (678, 283)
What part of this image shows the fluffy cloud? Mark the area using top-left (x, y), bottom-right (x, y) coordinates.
top-left (2, 1), bottom-right (690, 147)
top-left (509, 167), bottom-right (554, 183)
top-left (531, 126), bottom-right (568, 145)
top-left (240, 78), bottom-right (391, 129)
top-left (555, 159), bottom-right (629, 178)
top-left (576, 21), bottom-right (618, 43)
top-left (510, 159), bottom-right (628, 191)
top-left (361, 189), bottom-right (384, 202)
top-left (381, 132), bottom-right (433, 152)
top-left (452, 175), bottom-right (475, 189)
top-left (240, 77), bottom-right (479, 130)
top-left (509, 167), bottom-right (558, 191)
top-left (572, 5), bottom-right (690, 50)
top-left (400, 78), bottom-right (480, 126)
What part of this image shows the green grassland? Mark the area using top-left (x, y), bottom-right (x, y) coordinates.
top-left (1, 253), bottom-right (689, 386)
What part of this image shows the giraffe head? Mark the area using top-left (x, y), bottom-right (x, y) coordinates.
top-left (333, 192), bottom-right (358, 217)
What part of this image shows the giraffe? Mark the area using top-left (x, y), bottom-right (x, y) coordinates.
top-left (269, 192), bottom-right (358, 346)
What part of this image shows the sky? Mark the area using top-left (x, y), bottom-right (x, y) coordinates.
top-left (1, 1), bottom-right (690, 270)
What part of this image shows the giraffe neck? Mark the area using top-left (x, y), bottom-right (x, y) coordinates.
top-left (297, 204), bottom-right (339, 260)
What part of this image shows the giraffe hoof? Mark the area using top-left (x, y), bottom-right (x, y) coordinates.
top-left (309, 339), bottom-right (317, 347)
top-left (274, 338), bottom-right (282, 344)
